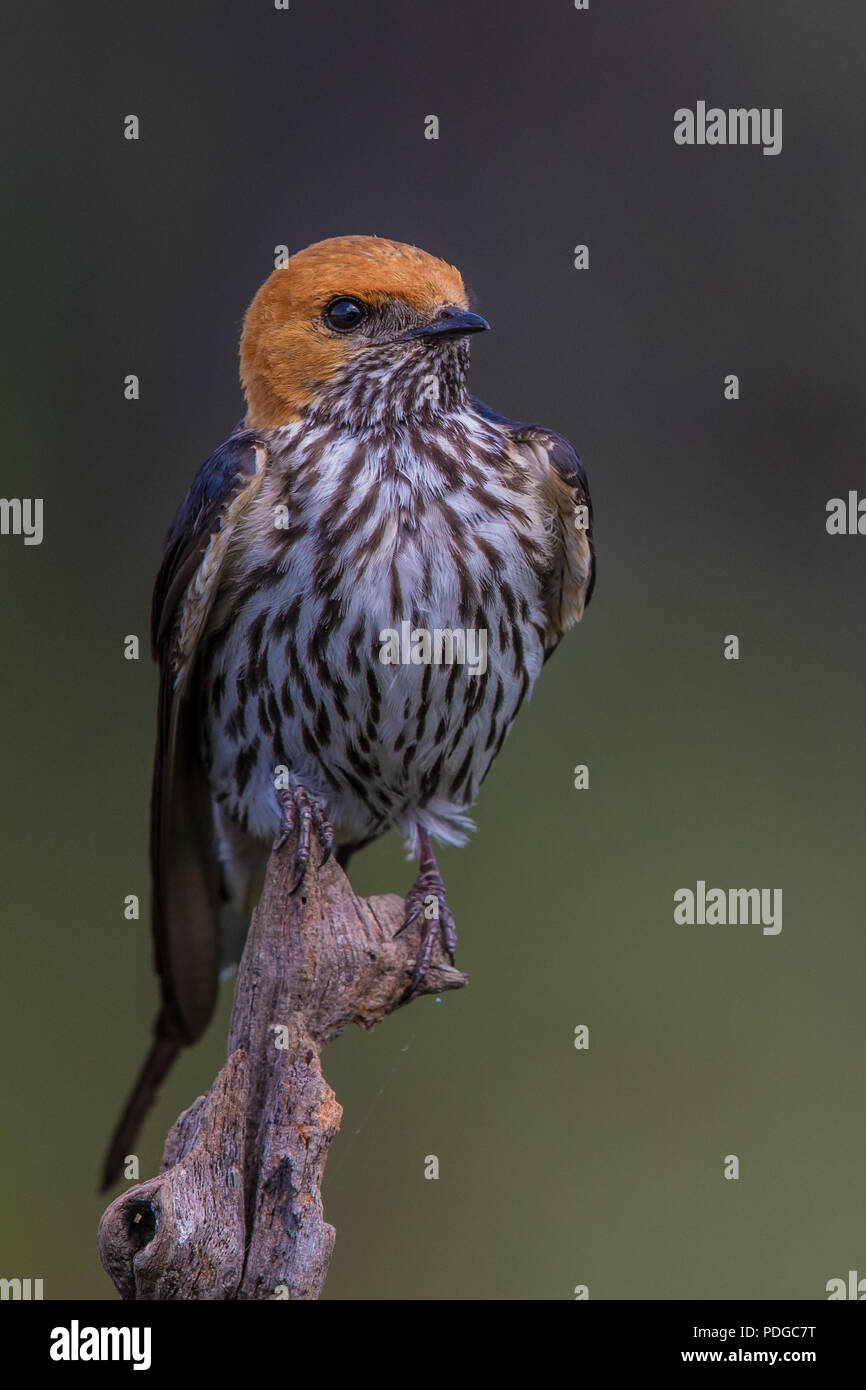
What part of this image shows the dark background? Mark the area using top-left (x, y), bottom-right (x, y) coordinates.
top-left (2, 0), bottom-right (864, 1299)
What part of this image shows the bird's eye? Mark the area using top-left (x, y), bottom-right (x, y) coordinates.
top-left (323, 297), bottom-right (367, 333)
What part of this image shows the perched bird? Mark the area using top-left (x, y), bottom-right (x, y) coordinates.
top-left (102, 235), bottom-right (594, 1190)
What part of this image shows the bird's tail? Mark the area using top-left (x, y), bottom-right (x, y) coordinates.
top-left (100, 1013), bottom-right (185, 1192)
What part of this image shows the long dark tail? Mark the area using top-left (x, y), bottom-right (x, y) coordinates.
top-left (100, 1014), bottom-right (185, 1192)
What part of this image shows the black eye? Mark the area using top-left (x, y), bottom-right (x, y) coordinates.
top-left (324, 297), bottom-right (367, 333)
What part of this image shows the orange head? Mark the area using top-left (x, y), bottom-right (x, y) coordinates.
top-left (239, 236), bottom-right (488, 427)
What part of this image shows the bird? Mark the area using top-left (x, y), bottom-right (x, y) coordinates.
top-left (101, 235), bottom-right (595, 1191)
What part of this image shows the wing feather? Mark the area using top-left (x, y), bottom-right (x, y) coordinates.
top-left (472, 396), bottom-right (595, 653)
top-left (149, 429), bottom-right (268, 1042)
top-left (514, 423), bottom-right (595, 645)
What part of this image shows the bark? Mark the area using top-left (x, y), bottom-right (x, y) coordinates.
top-left (97, 832), bottom-right (467, 1300)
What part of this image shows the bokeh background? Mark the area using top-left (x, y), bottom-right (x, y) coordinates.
top-left (2, 0), bottom-right (864, 1300)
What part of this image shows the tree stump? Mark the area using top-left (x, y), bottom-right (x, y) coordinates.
top-left (97, 832), bottom-right (467, 1299)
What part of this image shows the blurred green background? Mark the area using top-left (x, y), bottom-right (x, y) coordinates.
top-left (2, 0), bottom-right (864, 1299)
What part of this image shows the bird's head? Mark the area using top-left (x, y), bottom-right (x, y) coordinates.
top-left (240, 235), bottom-right (488, 429)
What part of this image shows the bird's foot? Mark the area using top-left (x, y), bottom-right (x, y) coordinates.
top-left (275, 784), bottom-right (334, 892)
top-left (395, 830), bottom-right (457, 998)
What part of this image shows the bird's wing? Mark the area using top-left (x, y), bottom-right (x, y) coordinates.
top-left (472, 397), bottom-right (595, 654)
top-left (150, 428), bottom-right (269, 1043)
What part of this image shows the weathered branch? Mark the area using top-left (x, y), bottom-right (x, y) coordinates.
top-left (98, 834), bottom-right (467, 1300)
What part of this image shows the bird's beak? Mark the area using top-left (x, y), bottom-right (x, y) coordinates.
top-left (401, 307), bottom-right (490, 341)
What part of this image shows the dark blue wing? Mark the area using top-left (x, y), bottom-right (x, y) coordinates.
top-left (472, 395), bottom-right (595, 625)
top-left (150, 428), bottom-right (268, 1042)
top-left (152, 428), bottom-right (265, 657)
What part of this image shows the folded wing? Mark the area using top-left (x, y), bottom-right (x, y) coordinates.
top-left (150, 428), bottom-right (269, 1042)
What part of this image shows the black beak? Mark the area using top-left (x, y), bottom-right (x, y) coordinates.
top-left (402, 306), bottom-right (490, 341)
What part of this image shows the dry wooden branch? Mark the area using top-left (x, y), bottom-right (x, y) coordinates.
top-left (97, 832), bottom-right (467, 1300)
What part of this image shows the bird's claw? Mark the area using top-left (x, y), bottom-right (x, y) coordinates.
top-left (396, 855), bottom-right (457, 999)
top-left (275, 784), bottom-right (334, 892)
